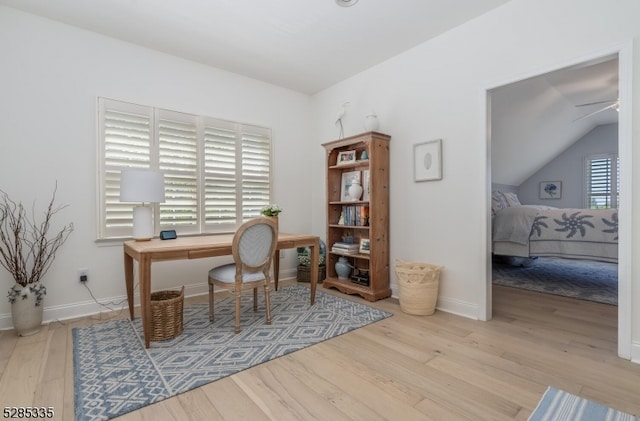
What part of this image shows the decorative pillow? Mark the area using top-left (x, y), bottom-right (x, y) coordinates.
top-left (502, 191), bottom-right (521, 207)
top-left (491, 191), bottom-right (521, 217)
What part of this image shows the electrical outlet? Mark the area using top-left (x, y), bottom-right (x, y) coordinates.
top-left (78, 268), bottom-right (89, 283)
top-left (280, 250), bottom-right (285, 259)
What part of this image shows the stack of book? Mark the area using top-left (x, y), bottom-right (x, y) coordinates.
top-left (331, 242), bottom-right (359, 255)
top-left (340, 205), bottom-right (369, 226)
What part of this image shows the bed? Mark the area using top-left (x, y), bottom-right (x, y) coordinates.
top-left (491, 192), bottom-right (618, 264)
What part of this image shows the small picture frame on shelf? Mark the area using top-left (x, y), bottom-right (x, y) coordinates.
top-left (340, 170), bottom-right (361, 202)
top-left (362, 169), bottom-right (370, 201)
top-left (359, 238), bottom-right (370, 254)
top-left (337, 150), bottom-right (356, 165)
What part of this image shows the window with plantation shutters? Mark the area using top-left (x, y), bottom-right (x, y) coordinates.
top-left (97, 98), bottom-right (272, 240)
top-left (585, 153), bottom-right (619, 209)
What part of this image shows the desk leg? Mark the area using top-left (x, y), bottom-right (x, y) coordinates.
top-left (139, 254), bottom-right (152, 349)
top-left (124, 252), bottom-right (134, 320)
top-left (309, 239), bottom-right (319, 305)
top-left (273, 249), bottom-right (280, 291)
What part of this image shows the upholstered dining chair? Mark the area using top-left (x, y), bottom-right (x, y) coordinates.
top-left (208, 217), bottom-right (278, 333)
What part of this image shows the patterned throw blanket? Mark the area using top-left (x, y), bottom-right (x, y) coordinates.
top-left (493, 206), bottom-right (618, 263)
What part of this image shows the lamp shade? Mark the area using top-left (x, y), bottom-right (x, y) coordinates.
top-left (120, 169), bottom-right (165, 203)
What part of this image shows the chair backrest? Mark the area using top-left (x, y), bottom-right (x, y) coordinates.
top-left (232, 217), bottom-right (278, 274)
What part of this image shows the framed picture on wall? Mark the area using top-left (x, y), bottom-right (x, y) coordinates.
top-left (539, 181), bottom-right (562, 199)
top-left (414, 139), bottom-right (442, 182)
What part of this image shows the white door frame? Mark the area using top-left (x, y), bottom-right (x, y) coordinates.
top-left (481, 40), bottom-right (633, 359)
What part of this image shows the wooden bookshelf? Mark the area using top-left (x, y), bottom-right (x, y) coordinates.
top-left (321, 131), bottom-right (391, 301)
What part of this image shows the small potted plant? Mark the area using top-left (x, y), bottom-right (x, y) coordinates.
top-left (261, 204), bottom-right (282, 230)
top-left (0, 185), bottom-right (73, 336)
top-left (296, 241), bottom-right (327, 283)
top-left (261, 204), bottom-right (283, 217)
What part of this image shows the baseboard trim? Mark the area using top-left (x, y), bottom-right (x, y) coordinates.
top-left (0, 270), bottom-right (298, 331)
top-left (630, 341), bottom-right (640, 363)
top-left (390, 289), bottom-right (479, 320)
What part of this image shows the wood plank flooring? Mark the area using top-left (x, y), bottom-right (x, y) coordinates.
top-left (1, 282), bottom-right (640, 420)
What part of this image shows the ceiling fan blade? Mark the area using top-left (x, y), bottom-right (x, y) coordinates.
top-left (573, 102), bottom-right (618, 122)
top-left (575, 99), bottom-right (618, 107)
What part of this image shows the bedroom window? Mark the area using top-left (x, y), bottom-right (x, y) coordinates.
top-left (584, 153), bottom-right (619, 209)
top-left (97, 97), bottom-right (272, 240)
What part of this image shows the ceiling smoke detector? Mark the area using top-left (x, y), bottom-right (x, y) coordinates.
top-left (335, 0), bottom-right (359, 7)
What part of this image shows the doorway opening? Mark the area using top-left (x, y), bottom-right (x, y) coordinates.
top-left (484, 44), bottom-right (632, 359)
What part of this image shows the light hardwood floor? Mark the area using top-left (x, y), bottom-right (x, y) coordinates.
top-left (1, 282), bottom-right (640, 420)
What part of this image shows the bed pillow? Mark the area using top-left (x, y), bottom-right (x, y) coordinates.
top-left (491, 191), bottom-right (521, 217)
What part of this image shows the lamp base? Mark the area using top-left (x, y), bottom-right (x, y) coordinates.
top-left (132, 205), bottom-right (154, 241)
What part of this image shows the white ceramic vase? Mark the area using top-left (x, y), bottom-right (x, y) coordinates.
top-left (11, 283), bottom-right (45, 336)
top-left (348, 181), bottom-right (363, 201)
top-left (364, 113), bottom-right (379, 132)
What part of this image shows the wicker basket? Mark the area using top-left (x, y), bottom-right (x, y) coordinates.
top-left (394, 259), bottom-right (443, 316)
top-left (150, 286), bottom-right (184, 341)
top-left (297, 265), bottom-right (326, 283)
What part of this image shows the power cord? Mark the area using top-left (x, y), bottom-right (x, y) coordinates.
top-left (47, 280), bottom-right (138, 327)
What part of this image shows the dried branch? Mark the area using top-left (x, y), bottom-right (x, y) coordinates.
top-left (0, 184), bottom-right (73, 288)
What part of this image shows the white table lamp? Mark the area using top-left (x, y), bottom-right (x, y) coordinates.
top-left (120, 169), bottom-right (165, 241)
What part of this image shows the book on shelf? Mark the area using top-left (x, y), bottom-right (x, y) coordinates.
top-left (332, 241), bottom-right (359, 249)
top-left (331, 242), bottom-right (359, 255)
top-left (340, 205), bottom-right (369, 226)
top-left (331, 248), bottom-right (359, 255)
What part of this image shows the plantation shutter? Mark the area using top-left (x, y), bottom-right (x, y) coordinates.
top-left (615, 156), bottom-right (620, 206)
top-left (157, 111), bottom-right (199, 233)
top-left (203, 119), bottom-right (238, 228)
top-left (241, 125), bottom-right (272, 219)
top-left (97, 97), bottom-right (272, 239)
top-left (98, 99), bottom-right (153, 239)
top-left (202, 121), bottom-right (272, 230)
top-left (585, 154), bottom-right (618, 209)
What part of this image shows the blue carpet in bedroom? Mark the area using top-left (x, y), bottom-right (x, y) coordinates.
top-left (492, 257), bottom-right (617, 305)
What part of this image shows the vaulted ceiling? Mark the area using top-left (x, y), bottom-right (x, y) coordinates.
top-left (491, 57), bottom-right (619, 186)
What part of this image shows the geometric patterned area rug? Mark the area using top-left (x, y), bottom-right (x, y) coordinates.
top-left (493, 257), bottom-right (618, 306)
top-left (72, 284), bottom-right (391, 421)
top-left (529, 387), bottom-right (639, 420)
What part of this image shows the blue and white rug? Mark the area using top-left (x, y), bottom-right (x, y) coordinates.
top-left (529, 387), bottom-right (639, 420)
top-left (493, 257), bottom-right (617, 305)
top-left (72, 285), bottom-right (391, 421)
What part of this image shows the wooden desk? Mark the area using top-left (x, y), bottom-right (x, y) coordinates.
top-left (123, 232), bottom-right (320, 348)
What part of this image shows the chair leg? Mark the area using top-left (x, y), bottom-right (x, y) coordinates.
top-left (234, 289), bottom-right (241, 334)
top-left (253, 287), bottom-right (258, 312)
top-left (208, 283), bottom-right (214, 322)
top-left (264, 283), bottom-right (272, 325)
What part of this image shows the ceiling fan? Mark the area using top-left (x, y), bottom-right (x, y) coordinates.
top-left (573, 98), bottom-right (619, 122)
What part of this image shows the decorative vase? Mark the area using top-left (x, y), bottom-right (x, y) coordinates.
top-left (348, 181), bottom-right (363, 201)
top-left (335, 257), bottom-right (353, 280)
top-left (364, 112), bottom-right (379, 132)
top-left (10, 283), bottom-right (45, 336)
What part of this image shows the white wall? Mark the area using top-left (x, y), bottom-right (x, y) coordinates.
top-left (519, 124), bottom-right (618, 208)
top-left (0, 7), bottom-right (312, 327)
top-left (3, 0), bottom-right (640, 362)
top-left (309, 0), bottom-right (640, 358)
